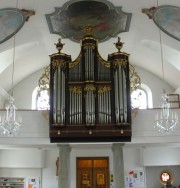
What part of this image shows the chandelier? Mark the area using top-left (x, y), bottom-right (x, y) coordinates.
top-left (0, 0), bottom-right (22, 136)
top-left (154, 0), bottom-right (178, 134)
top-left (155, 91), bottom-right (178, 134)
top-left (0, 97), bottom-right (22, 136)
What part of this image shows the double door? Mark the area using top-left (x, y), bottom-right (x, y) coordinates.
top-left (77, 157), bottom-right (109, 188)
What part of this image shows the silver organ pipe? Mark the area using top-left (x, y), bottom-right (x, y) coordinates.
top-left (53, 70), bottom-right (57, 123)
top-left (113, 61), bottom-right (129, 124)
top-left (98, 93), bottom-right (101, 123)
top-left (85, 47), bottom-right (94, 80)
top-left (85, 90), bottom-right (95, 125)
top-left (115, 66), bottom-right (126, 123)
top-left (74, 92), bottom-right (76, 124)
top-left (85, 91), bottom-right (89, 124)
top-left (108, 90), bottom-right (111, 123)
top-left (76, 92), bottom-right (79, 124)
top-left (58, 67), bottom-right (61, 123)
top-left (53, 64), bottom-right (66, 125)
top-left (91, 49), bottom-right (94, 80)
top-left (70, 91), bottom-right (72, 124)
top-left (61, 70), bottom-right (65, 124)
top-left (106, 91), bottom-right (109, 123)
top-left (119, 67), bottom-right (124, 122)
top-left (123, 70), bottom-right (127, 122)
top-left (85, 49), bottom-right (88, 79)
top-left (73, 92), bottom-right (75, 124)
top-left (104, 92), bottom-right (107, 124)
top-left (97, 88), bottom-right (111, 124)
top-left (114, 70), bottom-right (119, 123)
top-left (69, 88), bottom-right (83, 125)
top-left (79, 94), bottom-right (82, 124)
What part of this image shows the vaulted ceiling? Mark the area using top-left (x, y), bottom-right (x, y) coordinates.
top-left (0, 0), bottom-right (180, 99)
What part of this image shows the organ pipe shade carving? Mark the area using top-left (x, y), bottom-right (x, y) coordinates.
top-left (49, 26), bottom-right (133, 143)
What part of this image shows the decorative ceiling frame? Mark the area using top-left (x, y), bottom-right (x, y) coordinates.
top-left (45, 0), bottom-right (132, 42)
top-left (142, 5), bottom-right (180, 41)
top-left (0, 8), bottom-right (25, 44)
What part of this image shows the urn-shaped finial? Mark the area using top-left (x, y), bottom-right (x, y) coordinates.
top-left (55, 38), bottom-right (65, 53)
top-left (114, 37), bottom-right (124, 52)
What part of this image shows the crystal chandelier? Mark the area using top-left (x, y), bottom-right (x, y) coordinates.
top-left (0, 97), bottom-right (22, 136)
top-left (155, 91), bottom-right (178, 134)
top-left (154, 0), bottom-right (178, 134)
top-left (0, 0), bottom-right (22, 136)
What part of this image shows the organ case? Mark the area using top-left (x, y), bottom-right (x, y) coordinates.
top-left (49, 28), bottom-right (131, 142)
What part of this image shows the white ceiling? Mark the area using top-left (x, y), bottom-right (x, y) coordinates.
top-left (0, 0), bottom-right (180, 95)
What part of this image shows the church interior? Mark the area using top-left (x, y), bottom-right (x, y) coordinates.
top-left (0, 0), bottom-right (180, 188)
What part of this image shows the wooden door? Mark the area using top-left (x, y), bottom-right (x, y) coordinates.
top-left (77, 157), bottom-right (109, 188)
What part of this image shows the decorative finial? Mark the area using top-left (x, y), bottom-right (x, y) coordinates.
top-left (114, 37), bottom-right (124, 52)
top-left (83, 24), bottom-right (94, 35)
top-left (142, 7), bottom-right (157, 19)
top-left (54, 38), bottom-right (65, 53)
top-left (21, 9), bottom-right (35, 21)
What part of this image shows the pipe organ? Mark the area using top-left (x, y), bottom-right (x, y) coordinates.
top-left (49, 26), bottom-right (131, 142)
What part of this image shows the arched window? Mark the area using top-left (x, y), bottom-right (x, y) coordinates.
top-left (131, 84), bottom-right (153, 109)
top-left (32, 86), bottom-right (50, 110)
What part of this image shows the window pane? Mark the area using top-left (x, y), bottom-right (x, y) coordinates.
top-left (131, 89), bottom-right (147, 109)
top-left (37, 90), bottom-right (50, 110)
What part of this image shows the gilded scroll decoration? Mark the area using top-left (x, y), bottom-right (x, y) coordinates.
top-left (69, 86), bottom-right (82, 95)
top-left (69, 54), bottom-right (82, 69)
top-left (98, 86), bottom-right (111, 95)
top-left (52, 60), bottom-right (67, 69)
top-left (97, 54), bottom-right (110, 68)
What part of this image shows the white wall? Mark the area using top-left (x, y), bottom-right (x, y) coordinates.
top-left (42, 149), bottom-right (59, 188)
top-left (141, 147), bottom-right (180, 166)
top-left (135, 66), bottom-right (174, 108)
top-left (13, 69), bottom-right (44, 109)
top-left (0, 149), bottom-right (44, 168)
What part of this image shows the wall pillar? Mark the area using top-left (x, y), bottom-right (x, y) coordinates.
top-left (58, 144), bottom-right (71, 188)
top-left (112, 143), bottom-right (125, 188)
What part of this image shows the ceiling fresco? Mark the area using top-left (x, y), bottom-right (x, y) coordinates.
top-left (46, 0), bottom-right (132, 42)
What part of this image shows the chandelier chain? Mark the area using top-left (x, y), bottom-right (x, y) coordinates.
top-left (0, 0), bottom-right (22, 137)
top-left (154, 0), bottom-right (178, 134)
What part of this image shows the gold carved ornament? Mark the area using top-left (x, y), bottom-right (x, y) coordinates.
top-left (69, 54), bottom-right (82, 69)
top-left (113, 59), bottom-right (128, 68)
top-left (83, 43), bottom-right (96, 50)
top-left (97, 54), bottom-right (110, 68)
top-left (51, 59), bottom-right (67, 69)
top-left (69, 86), bottom-right (82, 95)
top-left (84, 84), bottom-right (96, 92)
top-left (129, 64), bottom-right (141, 93)
top-left (98, 86), bottom-right (111, 95)
top-left (38, 65), bottom-right (50, 95)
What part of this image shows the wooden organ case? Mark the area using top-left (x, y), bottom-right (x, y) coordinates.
top-left (49, 28), bottom-right (131, 143)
